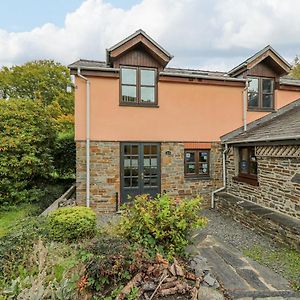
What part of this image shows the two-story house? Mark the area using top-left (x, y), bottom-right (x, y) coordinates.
top-left (69, 29), bottom-right (300, 216)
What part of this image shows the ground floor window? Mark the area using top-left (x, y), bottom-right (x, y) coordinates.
top-left (237, 146), bottom-right (258, 185)
top-left (184, 149), bottom-right (210, 178)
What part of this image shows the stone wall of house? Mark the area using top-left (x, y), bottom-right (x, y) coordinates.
top-left (226, 145), bottom-right (300, 219)
top-left (161, 142), bottom-right (223, 206)
top-left (76, 141), bottom-right (223, 213)
top-left (76, 141), bottom-right (120, 214)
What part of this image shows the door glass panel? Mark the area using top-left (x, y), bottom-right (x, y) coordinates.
top-left (151, 167), bottom-right (157, 175)
top-left (124, 167), bottom-right (131, 176)
top-left (131, 177), bottom-right (138, 187)
top-left (150, 158), bottom-right (157, 166)
top-left (131, 145), bottom-right (138, 155)
top-left (144, 167), bottom-right (151, 176)
top-left (124, 177), bottom-right (131, 187)
top-left (150, 177), bottom-right (158, 186)
top-left (144, 177), bottom-right (151, 187)
top-left (131, 168), bottom-right (138, 176)
top-left (124, 145), bottom-right (131, 155)
top-left (124, 157), bottom-right (131, 167)
top-left (150, 145), bottom-right (157, 154)
top-left (131, 158), bottom-right (138, 167)
top-left (144, 145), bottom-right (151, 155)
top-left (144, 158), bottom-right (150, 167)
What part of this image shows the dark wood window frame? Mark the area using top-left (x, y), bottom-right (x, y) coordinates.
top-left (234, 146), bottom-right (258, 186)
top-left (248, 76), bottom-right (275, 112)
top-left (184, 149), bottom-right (210, 179)
top-left (120, 66), bottom-right (158, 107)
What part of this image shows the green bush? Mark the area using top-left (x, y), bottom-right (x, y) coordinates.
top-left (53, 131), bottom-right (76, 178)
top-left (0, 99), bottom-right (55, 206)
top-left (47, 206), bottom-right (96, 241)
top-left (119, 194), bottom-right (207, 258)
top-left (0, 217), bottom-right (46, 285)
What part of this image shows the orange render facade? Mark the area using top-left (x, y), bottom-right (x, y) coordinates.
top-left (69, 30), bottom-right (300, 214)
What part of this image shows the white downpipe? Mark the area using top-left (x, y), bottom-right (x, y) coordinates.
top-left (243, 80), bottom-right (249, 132)
top-left (77, 68), bottom-right (90, 208)
top-left (211, 143), bottom-right (228, 209)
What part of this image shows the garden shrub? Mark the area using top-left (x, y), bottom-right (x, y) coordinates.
top-left (52, 130), bottom-right (76, 178)
top-left (47, 206), bottom-right (96, 241)
top-left (119, 194), bottom-right (207, 258)
top-left (0, 99), bottom-right (55, 206)
top-left (0, 217), bottom-right (46, 285)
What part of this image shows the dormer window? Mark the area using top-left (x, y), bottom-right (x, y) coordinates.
top-left (120, 66), bottom-right (157, 106)
top-left (248, 77), bottom-right (274, 111)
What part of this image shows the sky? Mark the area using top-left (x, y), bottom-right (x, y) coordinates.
top-left (0, 0), bottom-right (300, 71)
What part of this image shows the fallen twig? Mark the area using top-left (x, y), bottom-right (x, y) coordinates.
top-left (149, 274), bottom-right (169, 300)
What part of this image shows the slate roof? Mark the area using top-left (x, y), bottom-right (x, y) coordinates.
top-left (228, 45), bottom-right (292, 75)
top-left (107, 29), bottom-right (173, 59)
top-left (222, 99), bottom-right (300, 144)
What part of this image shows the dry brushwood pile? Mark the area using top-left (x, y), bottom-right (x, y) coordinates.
top-left (114, 253), bottom-right (201, 300)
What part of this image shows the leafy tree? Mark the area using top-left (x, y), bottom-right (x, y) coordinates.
top-left (290, 56), bottom-right (300, 79)
top-left (0, 99), bottom-right (56, 205)
top-left (0, 60), bottom-right (73, 108)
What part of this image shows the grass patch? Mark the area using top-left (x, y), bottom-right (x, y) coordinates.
top-left (0, 204), bottom-right (38, 237)
top-left (243, 245), bottom-right (300, 290)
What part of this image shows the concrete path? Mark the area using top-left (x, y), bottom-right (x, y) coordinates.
top-left (189, 234), bottom-right (300, 300)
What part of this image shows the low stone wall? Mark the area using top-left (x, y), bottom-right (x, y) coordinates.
top-left (226, 145), bottom-right (300, 219)
top-left (215, 192), bottom-right (300, 250)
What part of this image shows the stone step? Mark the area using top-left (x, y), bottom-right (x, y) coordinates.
top-left (228, 289), bottom-right (300, 299)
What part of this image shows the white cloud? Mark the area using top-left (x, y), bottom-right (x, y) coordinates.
top-left (0, 0), bottom-right (300, 71)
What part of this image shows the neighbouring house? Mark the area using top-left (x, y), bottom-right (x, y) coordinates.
top-left (68, 29), bottom-right (300, 218)
top-left (216, 100), bottom-right (300, 248)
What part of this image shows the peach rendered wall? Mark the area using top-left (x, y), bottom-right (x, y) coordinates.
top-left (75, 76), bottom-right (300, 142)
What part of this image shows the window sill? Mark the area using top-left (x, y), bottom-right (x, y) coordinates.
top-left (247, 107), bottom-right (275, 113)
top-left (233, 176), bottom-right (259, 186)
top-left (119, 102), bottom-right (159, 108)
top-left (184, 175), bottom-right (211, 181)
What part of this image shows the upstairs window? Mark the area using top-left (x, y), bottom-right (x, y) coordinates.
top-left (120, 67), bottom-right (157, 106)
top-left (184, 149), bottom-right (210, 178)
top-left (248, 77), bottom-right (274, 111)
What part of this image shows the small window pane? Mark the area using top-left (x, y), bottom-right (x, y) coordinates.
top-left (122, 86), bottom-right (137, 102)
top-left (200, 163), bottom-right (209, 174)
top-left (185, 152), bottom-right (195, 162)
top-left (250, 156), bottom-right (257, 175)
top-left (141, 69), bottom-right (155, 85)
top-left (262, 94), bottom-right (273, 108)
top-left (262, 79), bottom-right (273, 94)
top-left (124, 177), bottom-right (131, 187)
top-left (199, 152), bottom-right (208, 162)
top-left (141, 87), bottom-right (155, 103)
top-left (248, 93), bottom-right (258, 107)
top-left (121, 68), bottom-right (136, 85)
top-left (131, 177), bottom-right (138, 187)
top-left (187, 164), bottom-right (196, 174)
top-left (144, 145), bottom-right (151, 155)
top-left (248, 78), bottom-right (259, 93)
top-left (239, 148), bottom-right (249, 174)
